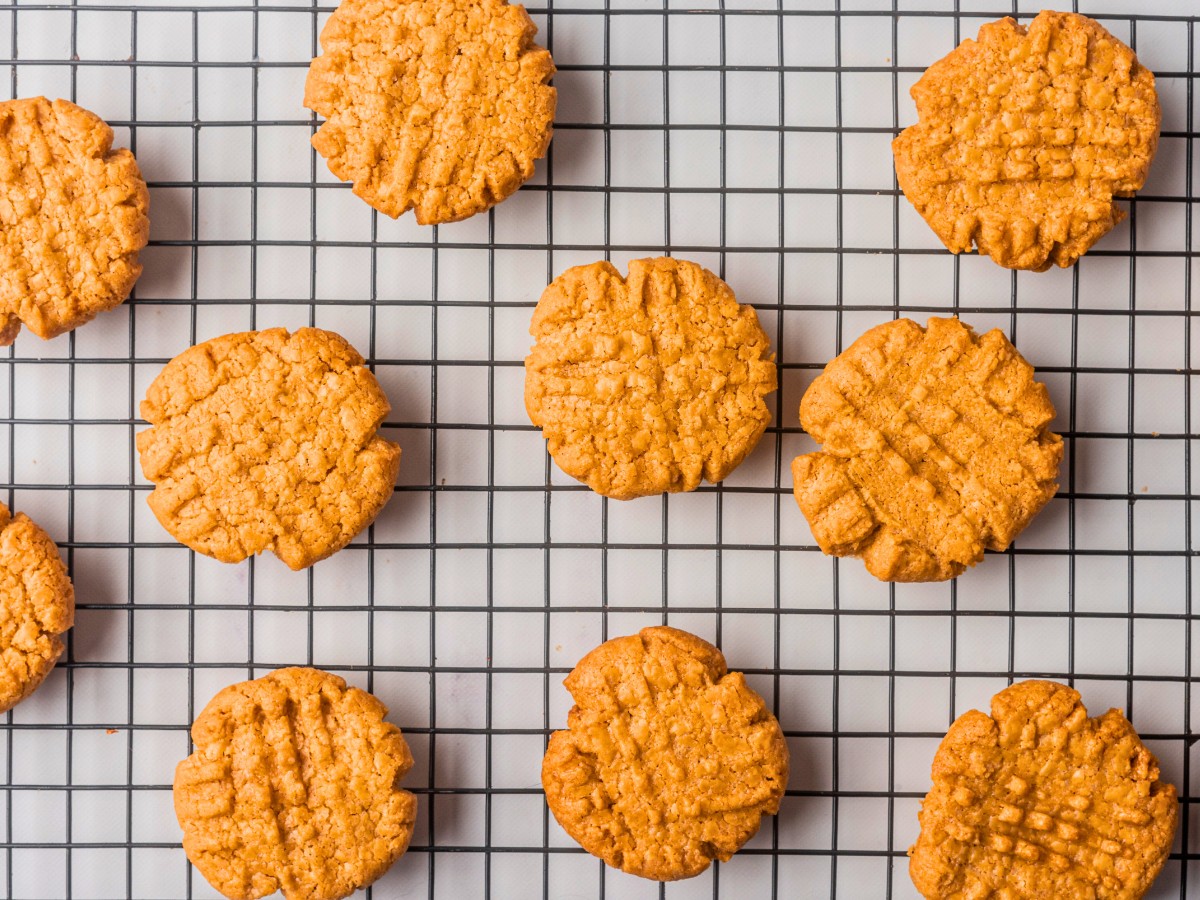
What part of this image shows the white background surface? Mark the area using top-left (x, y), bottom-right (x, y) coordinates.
top-left (1, 0), bottom-right (1198, 897)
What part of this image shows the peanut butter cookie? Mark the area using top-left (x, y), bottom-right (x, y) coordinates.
top-left (0, 97), bottom-right (149, 343)
top-left (0, 502), bottom-right (73, 713)
top-left (791, 317), bottom-right (1061, 582)
top-left (542, 626), bottom-right (788, 881)
top-left (175, 667), bottom-right (417, 900)
top-left (137, 327), bottom-right (400, 570)
top-left (909, 680), bottom-right (1177, 900)
top-left (893, 11), bottom-right (1160, 271)
top-left (525, 258), bottom-right (777, 500)
top-left (304, 0), bottom-right (556, 225)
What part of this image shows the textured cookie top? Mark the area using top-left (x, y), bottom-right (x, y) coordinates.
top-left (791, 317), bottom-right (1062, 582)
top-left (525, 258), bottom-right (777, 500)
top-left (893, 11), bottom-right (1160, 271)
top-left (909, 680), bottom-right (1177, 900)
top-left (136, 328), bottom-right (401, 570)
top-left (0, 503), bottom-right (74, 714)
top-left (175, 667), bottom-right (417, 900)
top-left (304, 0), bottom-right (556, 224)
top-left (0, 97), bottom-right (149, 343)
top-left (542, 627), bottom-right (789, 881)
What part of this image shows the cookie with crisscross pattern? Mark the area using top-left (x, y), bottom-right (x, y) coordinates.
top-left (525, 258), bottom-right (777, 500)
top-left (791, 317), bottom-right (1061, 582)
top-left (175, 667), bottom-right (417, 900)
top-left (543, 627), bottom-right (788, 881)
top-left (137, 328), bottom-right (401, 570)
top-left (0, 97), bottom-right (148, 342)
top-left (305, 0), bottom-right (555, 224)
top-left (910, 680), bottom-right (1177, 899)
top-left (893, 11), bottom-right (1159, 271)
top-left (0, 502), bottom-right (73, 713)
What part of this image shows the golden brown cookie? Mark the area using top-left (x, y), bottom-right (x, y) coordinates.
top-left (136, 327), bottom-right (400, 570)
top-left (542, 626), bottom-right (789, 881)
top-left (525, 258), bottom-right (777, 500)
top-left (893, 11), bottom-right (1160, 271)
top-left (0, 502), bottom-right (73, 713)
top-left (175, 667), bottom-right (417, 900)
top-left (791, 317), bottom-right (1061, 582)
top-left (0, 96), bottom-right (149, 343)
top-left (304, 0), bottom-right (556, 225)
top-left (909, 680), bottom-right (1177, 900)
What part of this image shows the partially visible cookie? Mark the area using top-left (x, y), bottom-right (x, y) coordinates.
top-left (525, 258), bottom-right (777, 500)
top-left (893, 11), bottom-right (1160, 271)
top-left (175, 667), bottom-right (417, 900)
top-left (136, 327), bottom-right (401, 570)
top-left (909, 680), bottom-right (1177, 900)
top-left (542, 626), bottom-right (789, 881)
top-left (0, 502), bottom-right (73, 713)
top-left (304, 0), bottom-right (556, 225)
top-left (0, 97), bottom-right (149, 343)
top-left (792, 317), bottom-right (1062, 582)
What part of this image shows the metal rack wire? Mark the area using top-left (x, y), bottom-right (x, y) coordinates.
top-left (0, 0), bottom-right (1196, 897)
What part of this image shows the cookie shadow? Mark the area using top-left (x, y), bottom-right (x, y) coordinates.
top-left (65, 548), bottom-right (128, 664)
top-left (134, 185), bottom-right (193, 301)
top-left (375, 360), bottom-right (432, 425)
top-left (544, 73), bottom-right (602, 187)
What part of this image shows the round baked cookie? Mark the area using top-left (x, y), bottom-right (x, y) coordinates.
top-left (909, 680), bottom-right (1177, 900)
top-left (542, 626), bottom-right (789, 881)
top-left (175, 667), bottom-right (417, 900)
top-left (304, 0), bottom-right (556, 225)
top-left (0, 96), bottom-right (149, 344)
top-left (792, 317), bottom-right (1061, 583)
top-left (136, 327), bottom-right (401, 570)
top-left (525, 258), bottom-right (777, 500)
top-left (893, 11), bottom-right (1160, 271)
top-left (0, 502), bottom-right (73, 713)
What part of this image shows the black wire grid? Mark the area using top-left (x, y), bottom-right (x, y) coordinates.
top-left (0, 0), bottom-right (1197, 897)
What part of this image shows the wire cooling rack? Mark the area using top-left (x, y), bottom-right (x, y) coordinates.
top-left (1, 0), bottom-right (1198, 897)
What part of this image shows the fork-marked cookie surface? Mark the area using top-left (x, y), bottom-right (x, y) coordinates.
top-left (0, 97), bottom-right (148, 343)
top-left (792, 317), bottom-right (1061, 582)
top-left (175, 667), bottom-right (417, 900)
top-left (893, 11), bottom-right (1159, 271)
top-left (305, 0), bottom-right (555, 224)
top-left (543, 627), bottom-right (788, 881)
top-left (525, 258), bottom-right (776, 500)
top-left (137, 328), bottom-right (401, 570)
top-left (0, 502), bottom-right (73, 714)
top-left (909, 680), bottom-right (1177, 900)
